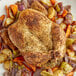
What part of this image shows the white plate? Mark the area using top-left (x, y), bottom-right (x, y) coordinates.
top-left (0, 0), bottom-right (76, 76)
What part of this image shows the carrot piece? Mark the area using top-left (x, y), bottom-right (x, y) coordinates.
top-left (0, 15), bottom-right (5, 21)
top-left (66, 25), bottom-right (71, 38)
top-left (50, 0), bottom-right (56, 5)
top-left (57, 14), bottom-right (62, 18)
top-left (26, 62), bottom-right (36, 72)
top-left (62, 9), bottom-right (68, 17)
top-left (52, 67), bottom-right (58, 72)
top-left (5, 5), bottom-right (10, 18)
top-left (51, 17), bottom-right (55, 21)
top-left (13, 56), bottom-right (36, 72)
top-left (10, 4), bottom-right (18, 16)
top-left (67, 72), bottom-right (74, 76)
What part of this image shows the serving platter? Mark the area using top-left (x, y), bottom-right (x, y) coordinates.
top-left (0, 0), bottom-right (76, 75)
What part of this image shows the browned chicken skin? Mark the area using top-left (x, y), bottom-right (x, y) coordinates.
top-left (8, 9), bottom-right (66, 67)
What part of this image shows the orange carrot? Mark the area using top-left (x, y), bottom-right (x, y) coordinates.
top-left (66, 25), bottom-right (71, 38)
top-left (5, 5), bottom-right (10, 18)
top-left (62, 9), bottom-right (68, 17)
top-left (26, 62), bottom-right (36, 72)
top-left (51, 17), bottom-right (55, 21)
top-left (13, 56), bottom-right (36, 72)
top-left (0, 15), bottom-right (5, 21)
top-left (67, 72), bottom-right (74, 76)
top-left (10, 4), bottom-right (18, 16)
top-left (50, 0), bottom-right (57, 5)
top-left (57, 14), bottom-right (62, 18)
top-left (52, 67), bottom-right (58, 72)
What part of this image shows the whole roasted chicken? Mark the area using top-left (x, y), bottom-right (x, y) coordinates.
top-left (8, 8), bottom-right (66, 67)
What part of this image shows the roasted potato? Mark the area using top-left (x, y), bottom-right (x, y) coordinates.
top-left (67, 49), bottom-right (75, 57)
top-left (41, 70), bottom-right (53, 76)
top-left (53, 70), bottom-right (64, 76)
top-left (0, 54), bottom-right (7, 63)
top-left (4, 60), bottom-right (13, 70)
top-left (60, 23), bottom-right (66, 30)
top-left (66, 38), bottom-right (75, 47)
top-left (1, 49), bottom-right (12, 58)
top-left (40, 0), bottom-right (51, 6)
top-left (4, 18), bottom-right (14, 27)
top-left (48, 7), bottom-right (56, 19)
top-left (60, 62), bottom-right (73, 74)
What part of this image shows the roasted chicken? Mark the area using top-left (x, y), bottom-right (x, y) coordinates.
top-left (8, 9), bottom-right (66, 67)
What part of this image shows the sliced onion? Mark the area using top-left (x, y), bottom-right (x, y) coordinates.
top-left (18, 4), bottom-right (25, 11)
top-left (64, 13), bottom-right (73, 25)
top-left (58, 2), bottom-right (64, 15)
top-left (55, 18), bottom-right (64, 24)
top-left (70, 34), bottom-right (76, 39)
top-left (64, 5), bottom-right (71, 13)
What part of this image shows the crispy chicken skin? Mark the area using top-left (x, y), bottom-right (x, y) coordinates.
top-left (8, 9), bottom-right (66, 66)
top-left (31, 1), bottom-right (48, 15)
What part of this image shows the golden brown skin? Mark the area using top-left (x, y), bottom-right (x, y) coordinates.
top-left (31, 1), bottom-right (48, 15)
top-left (8, 9), bottom-right (66, 67)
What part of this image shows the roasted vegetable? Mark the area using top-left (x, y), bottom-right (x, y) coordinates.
top-left (66, 25), bottom-right (71, 38)
top-left (9, 8), bottom-right (14, 19)
top-left (52, 67), bottom-right (58, 72)
top-left (66, 38), bottom-right (75, 47)
top-left (53, 70), bottom-right (64, 76)
top-left (72, 25), bottom-right (76, 32)
top-left (48, 7), bottom-right (56, 19)
top-left (66, 71), bottom-right (74, 76)
top-left (50, 0), bottom-right (56, 5)
top-left (40, 0), bottom-right (51, 6)
top-left (55, 18), bottom-right (64, 24)
top-left (4, 18), bottom-right (14, 27)
top-left (60, 23), bottom-right (66, 30)
top-left (67, 49), bottom-right (75, 57)
top-left (62, 9), bottom-right (68, 17)
top-left (55, 4), bottom-right (61, 12)
top-left (4, 60), bottom-right (13, 70)
top-left (1, 49), bottom-right (12, 58)
top-left (64, 5), bottom-right (71, 13)
top-left (60, 62), bottom-right (73, 74)
top-left (0, 15), bottom-right (5, 21)
top-left (10, 4), bottom-right (18, 16)
top-left (64, 13), bottom-right (73, 25)
top-left (0, 53), bottom-right (7, 63)
top-left (5, 5), bottom-right (10, 18)
top-left (41, 70), bottom-right (53, 76)
top-left (16, 11), bottom-right (21, 19)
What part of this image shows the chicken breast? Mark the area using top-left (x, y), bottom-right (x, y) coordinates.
top-left (8, 9), bottom-right (66, 67)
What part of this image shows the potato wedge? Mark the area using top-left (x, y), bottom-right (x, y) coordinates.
top-left (4, 60), bottom-right (13, 70)
top-left (0, 54), bottom-right (7, 63)
top-left (48, 7), bottom-right (56, 19)
top-left (60, 62), bottom-right (73, 74)
top-left (53, 70), bottom-right (64, 76)
top-left (40, 0), bottom-right (51, 6)
top-left (4, 18), bottom-right (14, 27)
top-left (1, 49), bottom-right (12, 58)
